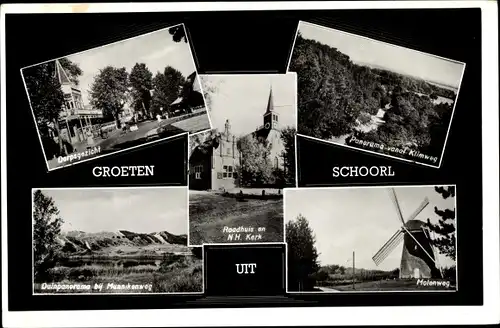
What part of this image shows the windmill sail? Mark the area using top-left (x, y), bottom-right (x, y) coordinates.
top-left (422, 226), bottom-right (444, 278)
top-left (388, 188), bottom-right (405, 225)
top-left (406, 197), bottom-right (430, 223)
top-left (372, 229), bottom-right (404, 266)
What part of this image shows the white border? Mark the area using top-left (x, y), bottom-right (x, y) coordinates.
top-left (186, 73), bottom-right (297, 246)
top-left (30, 186), bottom-right (204, 296)
top-left (20, 23), bottom-right (212, 173)
top-left (2, 1), bottom-right (498, 327)
top-left (287, 20), bottom-right (466, 169)
top-left (283, 184), bottom-right (458, 293)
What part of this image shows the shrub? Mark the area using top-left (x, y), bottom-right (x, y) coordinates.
top-left (158, 253), bottom-right (185, 272)
top-left (358, 112), bottom-right (372, 125)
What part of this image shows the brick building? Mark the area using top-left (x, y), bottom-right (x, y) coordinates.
top-left (189, 87), bottom-right (284, 191)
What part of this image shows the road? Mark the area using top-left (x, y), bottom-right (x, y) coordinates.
top-left (47, 120), bottom-right (165, 169)
top-left (47, 113), bottom-right (211, 169)
top-left (98, 120), bottom-right (161, 150)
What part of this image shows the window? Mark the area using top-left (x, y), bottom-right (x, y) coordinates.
top-left (274, 156), bottom-right (279, 169)
top-left (226, 147), bottom-right (231, 155)
top-left (194, 165), bottom-right (203, 179)
top-left (222, 165), bottom-right (233, 179)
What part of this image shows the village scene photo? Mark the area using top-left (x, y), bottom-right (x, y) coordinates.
top-left (188, 74), bottom-right (297, 245)
top-left (288, 21), bottom-right (465, 167)
top-left (22, 24), bottom-right (211, 171)
top-left (32, 187), bottom-right (203, 294)
top-left (285, 185), bottom-right (457, 292)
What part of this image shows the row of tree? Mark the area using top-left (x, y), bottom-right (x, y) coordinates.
top-left (90, 63), bottom-right (188, 128)
top-left (289, 32), bottom-right (456, 159)
top-left (286, 186), bottom-right (457, 292)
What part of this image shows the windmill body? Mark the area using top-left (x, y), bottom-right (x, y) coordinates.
top-left (372, 189), bottom-right (441, 279)
top-left (399, 219), bottom-right (439, 279)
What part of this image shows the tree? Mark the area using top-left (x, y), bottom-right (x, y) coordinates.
top-left (426, 186), bottom-right (456, 261)
top-left (199, 76), bottom-right (225, 112)
top-left (169, 25), bottom-right (187, 43)
top-left (280, 126), bottom-right (296, 186)
top-left (89, 66), bottom-right (129, 128)
top-left (237, 135), bottom-right (273, 186)
top-left (151, 72), bottom-right (170, 115)
top-left (286, 214), bottom-right (320, 292)
top-left (33, 190), bottom-right (64, 282)
top-left (129, 63), bottom-right (153, 118)
top-left (23, 61), bottom-right (68, 156)
top-left (151, 66), bottom-right (185, 115)
top-left (58, 57), bottom-right (83, 86)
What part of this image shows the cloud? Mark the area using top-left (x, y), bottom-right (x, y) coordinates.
top-left (143, 45), bottom-right (178, 61)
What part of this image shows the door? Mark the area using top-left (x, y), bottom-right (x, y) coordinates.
top-left (414, 268), bottom-right (420, 278)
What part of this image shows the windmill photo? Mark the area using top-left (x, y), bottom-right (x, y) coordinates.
top-left (372, 188), bottom-right (442, 279)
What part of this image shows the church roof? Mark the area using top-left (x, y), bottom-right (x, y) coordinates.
top-left (265, 86), bottom-right (274, 113)
top-left (54, 59), bottom-right (72, 86)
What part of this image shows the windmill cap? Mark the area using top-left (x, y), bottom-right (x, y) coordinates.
top-left (404, 219), bottom-right (426, 230)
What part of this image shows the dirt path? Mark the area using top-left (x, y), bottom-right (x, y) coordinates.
top-left (316, 286), bottom-right (341, 292)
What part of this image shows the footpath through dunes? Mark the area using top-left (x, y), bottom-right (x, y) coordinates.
top-left (57, 229), bottom-right (190, 258)
top-left (316, 286), bottom-right (341, 292)
top-left (189, 190), bottom-right (284, 245)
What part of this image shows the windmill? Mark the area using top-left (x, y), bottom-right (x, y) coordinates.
top-left (372, 188), bottom-right (442, 279)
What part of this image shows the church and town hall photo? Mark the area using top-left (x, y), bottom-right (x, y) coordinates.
top-left (188, 74), bottom-right (297, 245)
top-left (22, 24), bottom-right (211, 171)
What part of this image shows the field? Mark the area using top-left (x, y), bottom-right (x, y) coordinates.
top-left (327, 279), bottom-right (455, 291)
top-left (34, 230), bottom-right (203, 294)
top-left (34, 254), bottom-right (202, 294)
top-left (189, 191), bottom-right (284, 245)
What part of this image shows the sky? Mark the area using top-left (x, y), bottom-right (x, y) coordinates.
top-left (60, 25), bottom-right (197, 105)
top-left (296, 21), bottom-right (465, 89)
top-left (204, 74), bottom-right (297, 136)
top-left (38, 188), bottom-right (188, 235)
top-left (285, 186), bottom-right (457, 271)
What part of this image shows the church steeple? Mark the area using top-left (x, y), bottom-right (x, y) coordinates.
top-left (265, 85), bottom-right (274, 114)
top-left (262, 85), bottom-right (279, 131)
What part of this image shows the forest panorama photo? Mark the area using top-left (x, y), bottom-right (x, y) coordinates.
top-left (288, 21), bottom-right (465, 168)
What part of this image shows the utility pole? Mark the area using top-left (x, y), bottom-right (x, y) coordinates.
top-left (352, 251), bottom-right (355, 291)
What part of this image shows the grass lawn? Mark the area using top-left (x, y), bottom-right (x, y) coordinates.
top-left (171, 113), bottom-right (211, 133)
top-left (189, 191), bottom-right (284, 245)
top-left (332, 279), bottom-right (455, 291)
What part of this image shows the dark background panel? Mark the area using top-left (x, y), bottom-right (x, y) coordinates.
top-left (204, 244), bottom-right (286, 296)
top-left (36, 134), bottom-right (188, 187)
top-left (6, 7), bottom-right (482, 311)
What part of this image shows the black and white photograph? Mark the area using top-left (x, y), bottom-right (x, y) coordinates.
top-left (32, 187), bottom-right (203, 294)
top-left (288, 21), bottom-right (466, 168)
top-left (22, 24), bottom-right (211, 171)
top-left (285, 185), bottom-right (457, 292)
top-left (188, 74), bottom-right (297, 245)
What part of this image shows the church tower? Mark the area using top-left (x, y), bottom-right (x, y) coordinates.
top-left (262, 86), bottom-right (279, 131)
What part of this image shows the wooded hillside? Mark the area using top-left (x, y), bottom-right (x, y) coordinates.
top-left (289, 32), bottom-right (458, 163)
